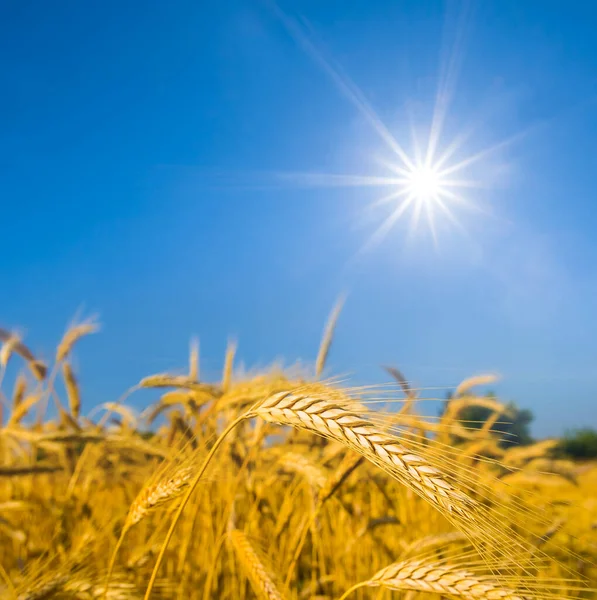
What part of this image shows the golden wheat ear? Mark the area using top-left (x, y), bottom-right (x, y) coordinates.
top-left (12, 373), bottom-right (27, 410)
top-left (104, 450), bottom-right (200, 596)
top-left (0, 329), bottom-right (47, 381)
top-left (228, 529), bottom-right (286, 600)
top-left (189, 336), bottom-right (200, 381)
top-left (222, 339), bottom-right (237, 392)
top-left (315, 295), bottom-right (345, 379)
top-left (62, 362), bottom-right (81, 420)
top-left (254, 385), bottom-right (594, 587)
top-left (251, 387), bottom-right (476, 519)
top-left (124, 462), bottom-right (195, 530)
top-left (56, 317), bottom-right (100, 363)
top-left (339, 545), bottom-right (595, 600)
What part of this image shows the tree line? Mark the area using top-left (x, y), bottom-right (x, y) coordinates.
top-left (441, 391), bottom-right (597, 459)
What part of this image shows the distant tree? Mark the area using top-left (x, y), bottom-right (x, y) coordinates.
top-left (440, 391), bottom-right (534, 447)
top-left (438, 390), bottom-right (453, 417)
top-left (502, 403), bottom-right (534, 446)
top-left (556, 428), bottom-right (597, 459)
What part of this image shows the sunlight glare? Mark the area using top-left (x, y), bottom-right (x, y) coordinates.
top-left (269, 7), bottom-right (518, 254)
top-left (406, 164), bottom-right (443, 203)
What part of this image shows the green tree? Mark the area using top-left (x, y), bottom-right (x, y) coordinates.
top-left (461, 401), bottom-right (533, 446)
top-left (440, 391), bottom-right (534, 447)
top-left (556, 428), bottom-right (597, 459)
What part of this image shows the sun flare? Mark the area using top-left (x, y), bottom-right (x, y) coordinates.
top-left (361, 147), bottom-right (477, 250)
top-left (406, 164), bottom-right (444, 202)
top-left (267, 8), bottom-right (517, 253)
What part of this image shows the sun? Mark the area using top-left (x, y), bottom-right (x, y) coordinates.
top-left (406, 164), bottom-right (444, 203)
top-left (273, 140), bottom-right (483, 250)
top-left (359, 148), bottom-right (475, 250)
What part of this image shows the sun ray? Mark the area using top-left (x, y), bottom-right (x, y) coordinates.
top-left (438, 187), bottom-right (477, 209)
top-left (426, 1), bottom-right (474, 166)
top-left (370, 188), bottom-right (413, 208)
top-left (434, 196), bottom-right (469, 236)
top-left (362, 196), bottom-right (415, 252)
top-left (407, 197), bottom-right (425, 241)
top-left (439, 188), bottom-right (498, 219)
top-left (409, 111), bottom-right (424, 167)
top-left (434, 125), bottom-right (478, 170)
top-left (423, 200), bottom-right (440, 249)
top-left (437, 129), bottom-right (528, 177)
top-left (272, 5), bottom-right (416, 170)
top-left (440, 178), bottom-right (487, 189)
top-left (272, 172), bottom-right (405, 188)
top-left (375, 157), bottom-right (416, 179)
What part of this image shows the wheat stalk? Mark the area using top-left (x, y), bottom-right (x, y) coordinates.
top-left (0, 465), bottom-right (62, 476)
top-left (317, 451), bottom-right (363, 505)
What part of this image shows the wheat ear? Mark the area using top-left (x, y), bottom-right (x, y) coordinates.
top-left (338, 558), bottom-right (525, 600)
top-left (252, 389), bottom-right (475, 518)
top-left (62, 362), bottom-right (81, 419)
top-left (229, 530), bottom-right (286, 600)
top-left (139, 374), bottom-right (220, 396)
top-left (256, 387), bottom-right (476, 592)
top-left (189, 337), bottom-right (199, 381)
top-left (315, 295), bottom-right (345, 378)
top-left (0, 333), bottom-right (19, 368)
top-left (12, 374), bottom-right (26, 410)
top-left (0, 330), bottom-right (46, 381)
top-left (222, 340), bottom-right (237, 392)
top-left (104, 463), bottom-right (195, 599)
top-left (455, 374), bottom-right (499, 397)
top-left (56, 318), bottom-right (99, 363)
top-left (8, 393), bottom-right (41, 426)
top-left (125, 465), bottom-right (194, 529)
top-left (279, 452), bottom-right (327, 489)
top-left (383, 364), bottom-right (417, 415)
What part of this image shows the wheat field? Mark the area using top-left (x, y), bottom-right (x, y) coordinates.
top-left (0, 312), bottom-right (595, 600)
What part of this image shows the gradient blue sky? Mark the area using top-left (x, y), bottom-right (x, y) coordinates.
top-left (2, 0), bottom-right (596, 436)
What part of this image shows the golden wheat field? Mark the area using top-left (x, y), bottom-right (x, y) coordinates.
top-left (0, 312), bottom-right (595, 600)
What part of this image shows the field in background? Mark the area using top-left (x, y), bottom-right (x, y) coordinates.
top-left (0, 316), bottom-right (596, 599)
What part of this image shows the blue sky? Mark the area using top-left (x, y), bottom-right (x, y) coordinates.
top-left (1, 0), bottom-right (596, 436)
